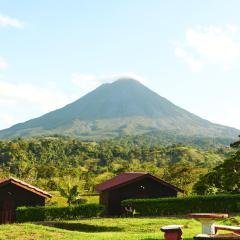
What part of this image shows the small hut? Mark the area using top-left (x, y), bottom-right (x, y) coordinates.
top-left (95, 172), bottom-right (183, 215)
top-left (0, 177), bottom-right (52, 224)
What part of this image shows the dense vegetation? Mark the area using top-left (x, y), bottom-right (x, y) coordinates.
top-left (106, 130), bottom-right (236, 149)
top-left (0, 135), bottom-right (229, 197)
top-left (122, 194), bottom-right (240, 216)
top-left (193, 137), bottom-right (240, 194)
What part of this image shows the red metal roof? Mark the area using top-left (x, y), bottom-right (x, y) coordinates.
top-left (95, 172), bottom-right (146, 192)
top-left (0, 177), bottom-right (52, 198)
top-left (95, 172), bottom-right (183, 193)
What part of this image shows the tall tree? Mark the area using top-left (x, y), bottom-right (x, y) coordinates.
top-left (193, 136), bottom-right (240, 194)
top-left (163, 161), bottom-right (206, 195)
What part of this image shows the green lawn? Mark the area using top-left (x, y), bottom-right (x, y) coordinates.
top-left (0, 218), bottom-right (199, 240)
top-left (0, 216), bottom-right (239, 240)
top-left (47, 191), bottom-right (99, 206)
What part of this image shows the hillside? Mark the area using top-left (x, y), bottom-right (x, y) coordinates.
top-left (0, 78), bottom-right (239, 139)
top-left (110, 131), bottom-right (235, 149)
top-left (0, 136), bottom-right (229, 193)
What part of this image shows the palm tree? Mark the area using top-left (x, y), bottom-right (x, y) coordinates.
top-left (59, 184), bottom-right (79, 206)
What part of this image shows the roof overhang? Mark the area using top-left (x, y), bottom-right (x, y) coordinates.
top-left (0, 177), bottom-right (52, 198)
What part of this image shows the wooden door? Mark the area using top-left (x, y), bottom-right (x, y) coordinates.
top-left (0, 196), bottom-right (15, 224)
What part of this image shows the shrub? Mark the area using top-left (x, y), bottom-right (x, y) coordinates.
top-left (16, 204), bottom-right (104, 222)
top-left (16, 206), bottom-right (45, 222)
top-left (122, 194), bottom-right (240, 216)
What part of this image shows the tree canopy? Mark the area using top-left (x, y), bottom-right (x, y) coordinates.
top-left (193, 136), bottom-right (240, 194)
top-left (0, 135), bottom-right (230, 195)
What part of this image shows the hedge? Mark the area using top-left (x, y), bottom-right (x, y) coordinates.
top-left (122, 194), bottom-right (240, 216)
top-left (16, 204), bottom-right (105, 222)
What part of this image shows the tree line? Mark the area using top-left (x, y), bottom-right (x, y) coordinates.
top-left (0, 135), bottom-right (235, 196)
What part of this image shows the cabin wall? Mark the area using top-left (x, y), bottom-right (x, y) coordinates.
top-left (0, 184), bottom-right (45, 207)
top-left (107, 178), bottom-right (177, 215)
top-left (99, 191), bottom-right (109, 214)
top-left (0, 184), bottom-right (45, 223)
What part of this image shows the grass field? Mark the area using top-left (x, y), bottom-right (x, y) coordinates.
top-left (0, 215), bottom-right (239, 240)
top-left (1, 216), bottom-right (240, 240)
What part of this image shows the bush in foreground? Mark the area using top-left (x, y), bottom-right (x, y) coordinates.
top-left (16, 204), bottom-right (104, 222)
top-left (122, 194), bottom-right (240, 216)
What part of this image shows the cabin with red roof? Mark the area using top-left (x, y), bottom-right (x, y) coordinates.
top-left (0, 177), bottom-right (52, 224)
top-left (95, 172), bottom-right (183, 215)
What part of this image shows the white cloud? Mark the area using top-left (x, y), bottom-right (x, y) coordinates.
top-left (175, 25), bottom-right (240, 71)
top-left (0, 80), bottom-right (75, 129)
top-left (71, 72), bottom-right (148, 96)
top-left (0, 14), bottom-right (24, 29)
top-left (0, 57), bottom-right (8, 70)
top-left (0, 81), bottom-right (73, 112)
top-left (0, 113), bottom-right (15, 128)
top-left (175, 47), bottom-right (204, 72)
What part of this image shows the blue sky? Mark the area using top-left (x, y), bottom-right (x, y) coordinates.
top-left (0, 0), bottom-right (240, 130)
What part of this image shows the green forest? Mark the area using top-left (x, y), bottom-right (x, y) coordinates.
top-left (0, 134), bottom-right (236, 200)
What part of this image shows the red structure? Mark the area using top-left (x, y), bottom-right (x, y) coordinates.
top-left (161, 225), bottom-right (183, 240)
top-left (95, 172), bottom-right (183, 215)
top-left (0, 177), bottom-right (52, 224)
top-left (214, 225), bottom-right (240, 235)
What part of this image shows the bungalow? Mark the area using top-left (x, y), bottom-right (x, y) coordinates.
top-left (95, 172), bottom-right (184, 215)
top-left (0, 177), bottom-right (51, 224)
